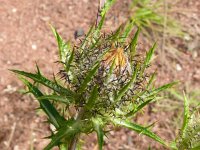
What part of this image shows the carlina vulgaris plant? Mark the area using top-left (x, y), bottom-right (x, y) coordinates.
top-left (10, 0), bottom-right (177, 150)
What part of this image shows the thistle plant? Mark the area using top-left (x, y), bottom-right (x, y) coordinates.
top-left (11, 1), bottom-right (177, 150)
top-left (173, 94), bottom-right (200, 150)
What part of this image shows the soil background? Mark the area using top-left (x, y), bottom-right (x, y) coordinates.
top-left (0, 0), bottom-right (199, 150)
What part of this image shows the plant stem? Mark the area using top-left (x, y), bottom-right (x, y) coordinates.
top-left (69, 1), bottom-right (107, 149)
top-left (68, 134), bottom-right (79, 150)
top-left (68, 108), bottom-right (85, 150)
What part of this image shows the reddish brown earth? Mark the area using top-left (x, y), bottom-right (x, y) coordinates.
top-left (0, 0), bottom-right (199, 150)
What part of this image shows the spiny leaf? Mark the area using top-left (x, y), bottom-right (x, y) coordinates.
top-left (65, 49), bottom-right (74, 72)
top-left (78, 63), bottom-right (100, 94)
top-left (121, 19), bottom-right (135, 41)
top-left (50, 25), bottom-right (69, 63)
top-left (181, 92), bottom-right (190, 138)
top-left (112, 118), bottom-right (167, 146)
top-left (38, 95), bottom-right (73, 105)
top-left (92, 118), bottom-right (104, 150)
top-left (44, 120), bottom-right (80, 150)
top-left (10, 69), bottom-right (75, 97)
top-left (144, 43), bottom-right (156, 67)
top-left (19, 77), bottom-right (65, 128)
top-left (126, 98), bottom-right (154, 117)
top-left (96, 14), bottom-right (106, 32)
top-left (115, 68), bottom-right (138, 102)
top-left (130, 28), bottom-right (140, 62)
top-left (136, 82), bottom-right (178, 101)
top-left (106, 25), bottom-right (122, 41)
top-left (80, 24), bottom-right (94, 49)
top-left (147, 71), bottom-right (156, 89)
top-left (150, 82), bottom-right (178, 96)
top-left (85, 86), bottom-right (98, 110)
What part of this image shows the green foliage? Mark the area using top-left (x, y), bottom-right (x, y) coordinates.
top-left (174, 93), bottom-right (200, 150)
top-left (11, 1), bottom-right (177, 149)
top-left (130, 0), bottom-right (183, 40)
top-left (112, 118), bottom-right (166, 146)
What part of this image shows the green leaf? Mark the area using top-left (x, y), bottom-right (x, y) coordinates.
top-left (85, 86), bottom-right (98, 110)
top-left (50, 25), bottom-right (69, 63)
top-left (10, 69), bottom-right (75, 97)
top-left (144, 43), bottom-right (156, 67)
top-left (150, 82), bottom-right (178, 96)
top-left (78, 63), bottom-right (100, 94)
top-left (121, 19), bottom-right (135, 41)
top-left (19, 77), bottom-right (65, 128)
top-left (44, 120), bottom-right (80, 150)
top-left (80, 24), bottom-right (94, 49)
top-left (92, 118), bottom-right (104, 150)
top-left (136, 82), bottom-right (177, 101)
top-left (97, 14), bottom-right (106, 31)
top-left (106, 25), bottom-right (122, 41)
top-left (112, 118), bottom-right (167, 146)
top-left (38, 95), bottom-right (73, 105)
top-left (147, 72), bottom-right (156, 89)
top-left (65, 49), bottom-right (74, 72)
top-left (130, 28), bottom-right (140, 62)
top-left (181, 92), bottom-right (190, 138)
top-left (115, 68), bottom-right (138, 102)
top-left (126, 98), bottom-right (154, 117)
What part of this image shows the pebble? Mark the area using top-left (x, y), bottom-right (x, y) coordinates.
top-left (31, 44), bottom-right (37, 50)
top-left (12, 8), bottom-right (17, 13)
top-left (176, 64), bottom-right (182, 71)
top-left (14, 145), bottom-right (19, 150)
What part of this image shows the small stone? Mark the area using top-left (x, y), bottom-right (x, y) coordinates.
top-left (31, 44), bottom-right (37, 50)
top-left (176, 64), bottom-right (182, 71)
top-left (14, 145), bottom-right (19, 150)
top-left (7, 61), bottom-right (11, 64)
top-left (50, 124), bottom-right (56, 132)
top-left (12, 8), bottom-right (17, 13)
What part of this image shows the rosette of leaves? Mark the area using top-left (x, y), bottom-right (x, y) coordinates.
top-left (10, 5), bottom-right (176, 150)
top-left (173, 94), bottom-right (200, 150)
